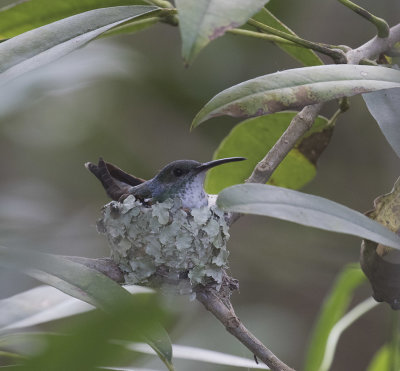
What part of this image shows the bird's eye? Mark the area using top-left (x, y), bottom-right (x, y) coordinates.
top-left (173, 168), bottom-right (184, 177)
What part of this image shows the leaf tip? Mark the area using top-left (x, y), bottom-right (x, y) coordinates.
top-left (190, 111), bottom-right (205, 130)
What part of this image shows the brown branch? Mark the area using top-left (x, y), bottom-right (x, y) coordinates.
top-left (346, 23), bottom-right (400, 64)
top-left (196, 283), bottom-right (295, 371)
top-left (247, 103), bottom-right (323, 184)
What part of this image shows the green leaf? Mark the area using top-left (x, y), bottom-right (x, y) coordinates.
top-left (217, 184), bottom-right (400, 249)
top-left (0, 246), bottom-right (133, 312)
top-left (192, 65), bottom-right (400, 128)
top-left (363, 88), bottom-right (400, 159)
top-left (205, 112), bottom-right (330, 194)
top-left (304, 264), bottom-right (366, 371)
top-left (176, 0), bottom-right (269, 65)
top-left (0, 0), bottom-right (149, 38)
top-left (145, 326), bottom-right (173, 365)
top-left (0, 5), bottom-right (159, 82)
top-left (249, 7), bottom-right (323, 66)
top-left (367, 345), bottom-right (391, 371)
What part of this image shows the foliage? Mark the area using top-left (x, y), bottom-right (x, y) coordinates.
top-left (0, 0), bottom-right (399, 370)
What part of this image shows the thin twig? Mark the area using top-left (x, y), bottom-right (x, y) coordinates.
top-left (246, 103), bottom-right (323, 185)
top-left (196, 285), bottom-right (295, 371)
top-left (247, 18), bottom-right (346, 63)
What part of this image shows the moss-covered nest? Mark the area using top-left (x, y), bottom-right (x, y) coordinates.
top-left (97, 195), bottom-right (230, 293)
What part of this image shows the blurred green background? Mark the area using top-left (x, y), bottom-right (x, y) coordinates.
top-left (0, 0), bottom-right (399, 369)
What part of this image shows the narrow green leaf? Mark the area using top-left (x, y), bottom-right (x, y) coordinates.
top-left (217, 184), bottom-right (400, 249)
top-left (0, 0), bottom-right (148, 38)
top-left (249, 7), bottom-right (323, 66)
top-left (192, 65), bottom-right (400, 128)
top-left (318, 297), bottom-right (378, 371)
top-left (0, 5), bottom-right (159, 83)
top-left (0, 246), bottom-right (133, 312)
top-left (205, 112), bottom-right (330, 194)
top-left (363, 88), bottom-right (400, 159)
top-left (304, 264), bottom-right (366, 371)
top-left (176, 0), bottom-right (269, 64)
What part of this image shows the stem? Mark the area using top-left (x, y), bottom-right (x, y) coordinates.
top-left (247, 18), bottom-right (346, 63)
top-left (326, 98), bottom-right (350, 127)
top-left (326, 109), bottom-right (341, 128)
top-left (196, 285), bottom-right (295, 371)
top-left (159, 8), bottom-right (179, 27)
top-left (228, 28), bottom-right (300, 47)
top-left (161, 356), bottom-right (176, 371)
top-left (337, 0), bottom-right (390, 38)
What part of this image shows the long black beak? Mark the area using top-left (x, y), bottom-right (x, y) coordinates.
top-left (196, 157), bottom-right (246, 173)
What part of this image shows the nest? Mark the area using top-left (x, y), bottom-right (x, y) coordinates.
top-left (97, 195), bottom-right (231, 294)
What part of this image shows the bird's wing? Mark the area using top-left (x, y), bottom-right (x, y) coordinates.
top-left (105, 161), bottom-right (146, 186)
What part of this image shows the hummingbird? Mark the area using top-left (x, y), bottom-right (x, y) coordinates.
top-left (85, 157), bottom-right (246, 209)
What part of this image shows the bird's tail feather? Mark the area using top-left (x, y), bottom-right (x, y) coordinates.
top-left (85, 158), bottom-right (129, 201)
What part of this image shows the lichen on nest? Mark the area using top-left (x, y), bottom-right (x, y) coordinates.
top-left (97, 195), bottom-right (230, 293)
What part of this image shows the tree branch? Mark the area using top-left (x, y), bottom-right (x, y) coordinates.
top-left (196, 283), bottom-right (295, 371)
top-left (246, 103), bottom-right (323, 184)
top-left (346, 23), bottom-right (400, 63)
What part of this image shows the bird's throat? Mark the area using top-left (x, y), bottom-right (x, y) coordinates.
top-left (177, 177), bottom-right (208, 209)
